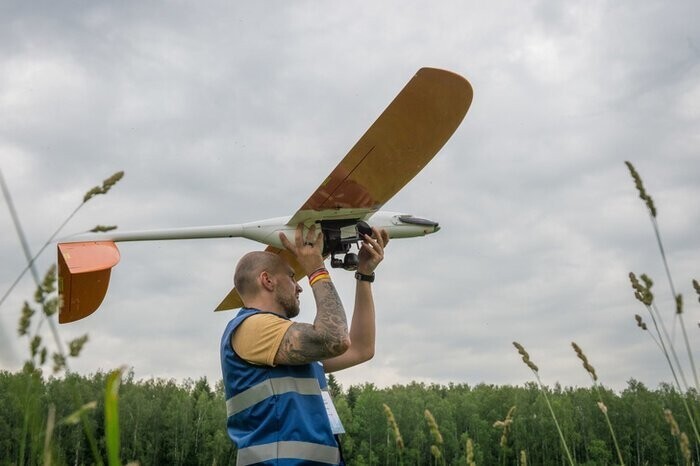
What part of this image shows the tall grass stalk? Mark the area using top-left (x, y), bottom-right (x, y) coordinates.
top-left (466, 437), bottom-right (475, 466)
top-left (382, 403), bottom-right (404, 465)
top-left (665, 409), bottom-right (692, 466)
top-left (17, 270), bottom-right (103, 465)
top-left (424, 409), bottom-right (445, 466)
top-left (1, 169), bottom-right (125, 379)
top-left (631, 272), bottom-right (700, 444)
top-left (106, 367), bottom-right (127, 466)
top-left (59, 401), bottom-right (102, 464)
top-left (512, 342), bottom-right (574, 466)
top-left (571, 342), bottom-right (625, 465)
top-left (7, 171), bottom-right (124, 465)
top-left (632, 273), bottom-right (691, 393)
top-left (42, 405), bottom-right (56, 466)
top-left (0, 170), bottom-right (125, 313)
top-left (625, 161), bottom-right (699, 393)
top-left (0, 169), bottom-right (67, 364)
top-left (493, 406), bottom-right (515, 466)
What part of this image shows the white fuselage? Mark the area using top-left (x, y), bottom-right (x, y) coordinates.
top-left (59, 211), bottom-right (439, 248)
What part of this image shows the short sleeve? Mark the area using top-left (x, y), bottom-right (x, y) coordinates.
top-left (231, 313), bottom-right (293, 366)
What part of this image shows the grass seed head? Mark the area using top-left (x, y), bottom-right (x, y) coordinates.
top-left (68, 335), bottom-right (89, 357)
top-left (102, 171), bottom-right (125, 191)
top-left (52, 353), bottom-right (66, 373)
top-left (572, 342), bottom-right (598, 381)
top-left (424, 409), bottom-right (443, 445)
top-left (680, 432), bottom-right (691, 463)
top-left (30, 335), bottom-right (42, 357)
top-left (90, 225), bottom-right (118, 233)
top-left (675, 293), bottom-right (683, 315)
top-left (41, 265), bottom-right (57, 294)
top-left (382, 404), bottom-right (404, 450)
top-left (83, 171), bottom-right (125, 202)
top-left (664, 409), bottom-right (681, 437)
top-left (584, 362), bottom-right (597, 381)
top-left (18, 302), bottom-right (35, 336)
top-left (513, 341), bottom-right (539, 372)
top-left (693, 279), bottom-right (700, 304)
top-left (494, 405), bottom-right (516, 448)
top-left (466, 438), bottom-right (475, 465)
top-left (629, 272), bottom-right (654, 305)
top-left (625, 161), bottom-right (656, 217)
top-left (520, 450), bottom-right (527, 466)
top-left (633, 314), bottom-right (648, 330)
top-left (597, 401), bottom-right (607, 414)
top-left (42, 297), bottom-right (58, 317)
top-left (430, 445), bottom-right (442, 460)
top-left (83, 186), bottom-right (103, 202)
top-left (60, 401), bottom-right (98, 426)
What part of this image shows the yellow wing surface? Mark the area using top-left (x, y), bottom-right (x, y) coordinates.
top-left (215, 67), bottom-right (473, 311)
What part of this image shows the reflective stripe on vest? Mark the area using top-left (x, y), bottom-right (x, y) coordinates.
top-left (226, 377), bottom-right (322, 417)
top-left (237, 441), bottom-right (340, 466)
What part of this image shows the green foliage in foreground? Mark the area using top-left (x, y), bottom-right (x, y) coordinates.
top-left (0, 370), bottom-right (696, 465)
top-left (0, 369), bottom-right (235, 466)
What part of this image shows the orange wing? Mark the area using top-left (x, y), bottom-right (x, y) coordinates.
top-left (215, 68), bottom-right (473, 311)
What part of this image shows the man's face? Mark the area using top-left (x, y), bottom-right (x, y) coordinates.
top-left (273, 265), bottom-right (302, 318)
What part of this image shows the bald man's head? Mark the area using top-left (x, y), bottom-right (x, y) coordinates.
top-left (234, 251), bottom-right (287, 299)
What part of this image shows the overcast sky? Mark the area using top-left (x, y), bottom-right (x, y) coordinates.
top-left (1, 1), bottom-right (699, 393)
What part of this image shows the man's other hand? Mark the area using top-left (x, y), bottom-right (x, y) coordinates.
top-left (357, 227), bottom-right (389, 276)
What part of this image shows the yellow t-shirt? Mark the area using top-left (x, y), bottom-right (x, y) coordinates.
top-left (231, 313), bottom-right (293, 366)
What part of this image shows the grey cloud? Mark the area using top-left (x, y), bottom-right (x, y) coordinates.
top-left (1, 1), bottom-right (699, 393)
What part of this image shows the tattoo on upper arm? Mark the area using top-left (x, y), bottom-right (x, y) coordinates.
top-left (275, 324), bottom-right (328, 365)
top-left (274, 281), bottom-right (349, 365)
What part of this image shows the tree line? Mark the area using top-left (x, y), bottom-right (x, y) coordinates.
top-left (0, 367), bottom-right (696, 465)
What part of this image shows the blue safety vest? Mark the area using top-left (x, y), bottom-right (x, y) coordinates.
top-left (221, 307), bottom-right (340, 465)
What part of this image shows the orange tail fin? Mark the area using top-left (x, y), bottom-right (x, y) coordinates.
top-left (58, 241), bottom-right (120, 323)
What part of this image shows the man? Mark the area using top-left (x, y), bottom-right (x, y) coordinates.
top-left (220, 222), bottom-right (389, 465)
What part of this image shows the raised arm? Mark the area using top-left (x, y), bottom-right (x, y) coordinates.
top-left (274, 224), bottom-right (351, 365)
top-left (323, 227), bottom-right (389, 373)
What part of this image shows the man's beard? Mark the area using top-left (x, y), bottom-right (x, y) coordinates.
top-left (275, 292), bottom-right (300, 319)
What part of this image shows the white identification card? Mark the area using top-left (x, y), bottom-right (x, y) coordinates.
top-left (321, 390), bottom-right (345, 434)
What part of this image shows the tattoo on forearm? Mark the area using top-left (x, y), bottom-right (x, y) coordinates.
top-left (275, 280), bottom-right (349, 365)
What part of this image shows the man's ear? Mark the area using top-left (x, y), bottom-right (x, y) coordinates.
top-left (259, 270), bottom-right (275, 292)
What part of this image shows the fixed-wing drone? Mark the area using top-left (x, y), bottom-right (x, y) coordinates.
top-left (57, 68), bottom-right (473, 324)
